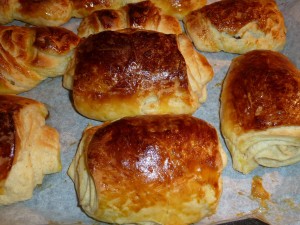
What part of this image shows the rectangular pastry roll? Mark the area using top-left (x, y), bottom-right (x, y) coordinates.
top-left (68, 114), bottom-right (227, 224)
top-left (0, 95), bottom-right (61, 205)
top-left (78, 1), bottom-right (182, 37)
top-left (220, 50), bottom-right (300, 174)
top-left (0, 25), bottom-right (80, 94)
top-left (64, 29), bottom-right (213, 121)
top-left (183, 0), bottom-right (286, 54)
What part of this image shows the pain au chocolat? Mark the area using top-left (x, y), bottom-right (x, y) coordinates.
top-left (0, 0), bottom-right (206, 26)
top-left (68, 114), bottom-right (227, 224)
top-left (64, 28), bottom-right (213, 121)
top-left (78, 1), bottom-right (182, 38)
top-left (220, 50), bottom-right (300, 174)
top-left (0, 95), bottom-right (61, 205)
top-left (0, 25), bottom-right (80, 94)
top-left (183, 0), bottom-right (286, 54)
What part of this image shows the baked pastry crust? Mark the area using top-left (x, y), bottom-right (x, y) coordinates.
top-left (183, 0), bottom-right (286, 54)
top-left (73, 0), bottom-right (206, 19)
top-left (0, 94), bottom-right (61, 205)
top-left (78, 1), bottom-right (182, 37)
top-left (220, 50), bottom-right (300, 174)
top-left (0, 25), bottom-right (80, 94)
top-left (0, 0), bottom-right (73, 26)
top-left (68, 114), bottom-right (227, 224)
top-left (64, 28), bottom-right (213, 121)
top-left (0, 0), bottom-right (206, 26)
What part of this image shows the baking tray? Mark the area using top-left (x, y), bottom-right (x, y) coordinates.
top-left (0, 0), bottom-right (299, 224)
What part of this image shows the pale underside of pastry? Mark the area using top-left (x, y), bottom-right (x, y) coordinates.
top-left (0, 0), bottom-right (206, 26)
top-left (0, 25), bottom-right (80, 94)
top-left (78, 1), bottom-right (182, 38)
top-left (183, 0), bottom-right (286, 54)
top-left (64, 29), bottom-right (213, 121)
top-left (220, 50), bottom-right (300, 174)
top-left (68, 114), bottom-right (227, 225)
top-left (0, 95), bottom-right (61, 205)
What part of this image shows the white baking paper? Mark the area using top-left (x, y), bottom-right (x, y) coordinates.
top-left (0, 1), bottom-right (299, 224)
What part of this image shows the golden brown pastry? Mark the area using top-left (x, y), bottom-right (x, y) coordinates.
top-left (0, 0), bottom-right (206, 26)
top-left (0, 94), bottom-right (61, 205)
top-left (220, 50), bottom-right (300, 174)
top-left (183, 0), bottom-right (286, 54)
top-left (71, 0), bottom-right (207, 20)
top-left (64, 28), bottom-right (213, 121)
top-left (0, 0), bottom-right (73, 26)
top-left (68, 114), bottom-right (227, 224)
top-left (78, 1), bottom-right (182, 37)
top-left (150, 0), bottom-right (206, 19)
top-left (0, 25), bottom-right (80, 94)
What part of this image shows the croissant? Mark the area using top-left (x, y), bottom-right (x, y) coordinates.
top-left (220, 50), bottom-right (300, 174)
top-left (78, 1), bottom-right (182, 37)
top-left (0, 94), bottom-right (61, 205)
top-left (0, 25), bottom-right (80, 94)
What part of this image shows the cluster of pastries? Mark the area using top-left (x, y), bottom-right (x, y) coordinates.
top-left (0, 0), bottom-right (206, 26)
top-left (1, 0), bottom-right (299, 224)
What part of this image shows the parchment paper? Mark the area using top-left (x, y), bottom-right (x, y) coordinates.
top-left (0, 1), bottom-right (299, 224)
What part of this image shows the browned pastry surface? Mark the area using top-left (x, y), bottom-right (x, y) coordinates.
top-left (220, 50), bottom-right (300, 174)
top-left (0, 0), bottom-right (206, 26)
top-left (223, 50), bottom-right (300, 132)
top-left (150, 0), bottom-right (206, 19)
top-left (68, 114), bottom-right (227, 224)
top-left (65, 28), bottom-right (213, 121)
top-left (74, 30), bottom-right (187, 98)
top-left (71, 0), bottom-right (121, 17)
top-left (0, 25), bottom-right (80, 94)
top-left (0, 0), bottom-right (73, 26)
top-left (78, 1), bottom-right (182, 37)
top-left (0, 94), bottom-right (61, 204)
top-left (72, 0), bottom-right (207, 19)
top-left (200, 0), bottom-right (276, 35)
top-left (184, 0), bottom-right (286, 53)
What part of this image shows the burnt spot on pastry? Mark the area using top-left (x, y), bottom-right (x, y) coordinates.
top-left (0, 111), bottom-right (15, 182)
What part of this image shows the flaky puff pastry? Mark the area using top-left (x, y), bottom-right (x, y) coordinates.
top-left (0, 25), bottom-right (80, 94)
top-left (220, 50), bottom-right (300, 174)
top-left (0, 0), bottom-right (206, 26)
top-left (0, 95), bottom-right (61, 205)
top-left (78, 1), bottom-right (182, 37)
top-left (68, 114), bottom-right (227, 224)
top-left (183, 0), bottom-right (286, 54)
top-left (64, 29), bottom-right (213, 121)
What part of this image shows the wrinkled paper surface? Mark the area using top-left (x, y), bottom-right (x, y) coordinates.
top-left (0, 0), bottom-right (299, 224)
